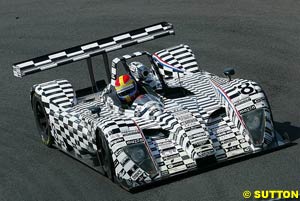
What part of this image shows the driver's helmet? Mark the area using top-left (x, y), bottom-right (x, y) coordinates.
top-left (129, 61), bottom-right (161, 90)
top-left (115, 74), bottom-right (138, 103)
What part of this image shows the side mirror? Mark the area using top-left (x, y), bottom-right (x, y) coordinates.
top-left (223, 68), bottom-right (235, 81)
top-left (89, 105), bottom-right (101, 117)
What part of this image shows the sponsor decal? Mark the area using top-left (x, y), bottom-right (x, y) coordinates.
top-left (194, 144), bottom-right (213, 151)
top-left (126, 138), bottom-right (143, 145)
top-left (197, 149), bottom-right (214, 158)
top-left (122, 129), bottom-right (140, 136)
top-left (234, 97), bottom-right (251, 106)
top-left (186, 162), bottom-right (197, 168)
top-left (193, 140), bottom-right (210, 148)
top-left (161, 148), bottom-right (178, 158)
top-left (131, 168), bottom-right (144, 181)
top-left (173, 110), bottom-right (200, 128)
top-left (218, 133), bottom-right (236, 141)
top-left (225, 145), bottom-right (241, 152)
top-left (253, 97), bottom-right (265, 104)
top-left (110, 137), bottom-right (125, 147)
top-left (181, 119), bottom-right (199, 129)
top-left (219, 137), bottom-right (237, 145)
top-left (210, 124), bottom-right (228, 132)
top-left (167, 161), bottom-right (184, 169)
top-left (239, 105), bottom-right (256, 114)
top-left (162, 153), bottom-right (180, 161)
top-left (114, 147), bottom-right (123, 157)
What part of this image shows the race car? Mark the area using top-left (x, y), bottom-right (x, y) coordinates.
top-left (13, 22), bottom-right (289, 190)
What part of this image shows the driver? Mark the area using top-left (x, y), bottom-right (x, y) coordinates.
top-left (129, 61), bottom-right (161, 90)
top-left (115, 74), bottom-right (139, 105)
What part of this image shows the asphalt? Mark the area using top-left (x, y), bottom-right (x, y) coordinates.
top-left (1, 0), bottom-right (300, 200)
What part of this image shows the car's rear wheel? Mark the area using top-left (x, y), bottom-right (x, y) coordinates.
top-left (97, 131), bottom-right (115, 181)
top-left (32, 93), bottom-right (54, 147)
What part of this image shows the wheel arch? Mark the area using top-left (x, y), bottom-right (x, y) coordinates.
top-left (30, 85), bottom-right (39, 108)
top-left (95, 128), bottom-right (104, 151)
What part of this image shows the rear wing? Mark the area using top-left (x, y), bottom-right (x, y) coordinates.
top-left (12, 22), bottom-right (174, 80)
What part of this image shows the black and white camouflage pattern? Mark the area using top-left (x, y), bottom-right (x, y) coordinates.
top-left (153, 44), bottom-right (199, 78)
top-left (23, 43), bottom-right (279, 188)
top-left (13, 22), bottom-right (174, 78)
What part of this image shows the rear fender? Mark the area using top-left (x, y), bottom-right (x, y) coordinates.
top-left (152, 44), bottom-right (199, 79)
top-left (30, 79), bottom-right (75, 114)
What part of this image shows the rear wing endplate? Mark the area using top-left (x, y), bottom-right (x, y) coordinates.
top-left (12, 22), bottom-right (174, 78)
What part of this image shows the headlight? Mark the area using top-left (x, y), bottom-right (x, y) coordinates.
top-left (126, 144), bottom-right (146, 164)
top-left (123, 143), bottom-right (157, 177)
top-left (242, 108), bottom-right (265, 146)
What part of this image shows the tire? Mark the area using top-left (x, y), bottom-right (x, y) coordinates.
top-left (96, 130), bottom-right (115, 181)
top-left (32, 93), bottom-right (54, 147)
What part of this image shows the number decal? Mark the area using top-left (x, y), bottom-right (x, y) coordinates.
top-left (238, 83), bottom-right (254, 95)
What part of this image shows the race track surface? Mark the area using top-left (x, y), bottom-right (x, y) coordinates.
top-left (1, 1), bottom-right (299, 200)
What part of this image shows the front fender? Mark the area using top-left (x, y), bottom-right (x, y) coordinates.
top-left (97, 119), bottom-right (154, 188)
top-left (211, 78), bottom-right (275, 147)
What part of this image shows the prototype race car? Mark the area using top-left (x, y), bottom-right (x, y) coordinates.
top-left (13, 22), bottom-right (289, 190)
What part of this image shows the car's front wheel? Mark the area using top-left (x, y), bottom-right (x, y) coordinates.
top-left (32, 93), bottom-right (54, 147)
